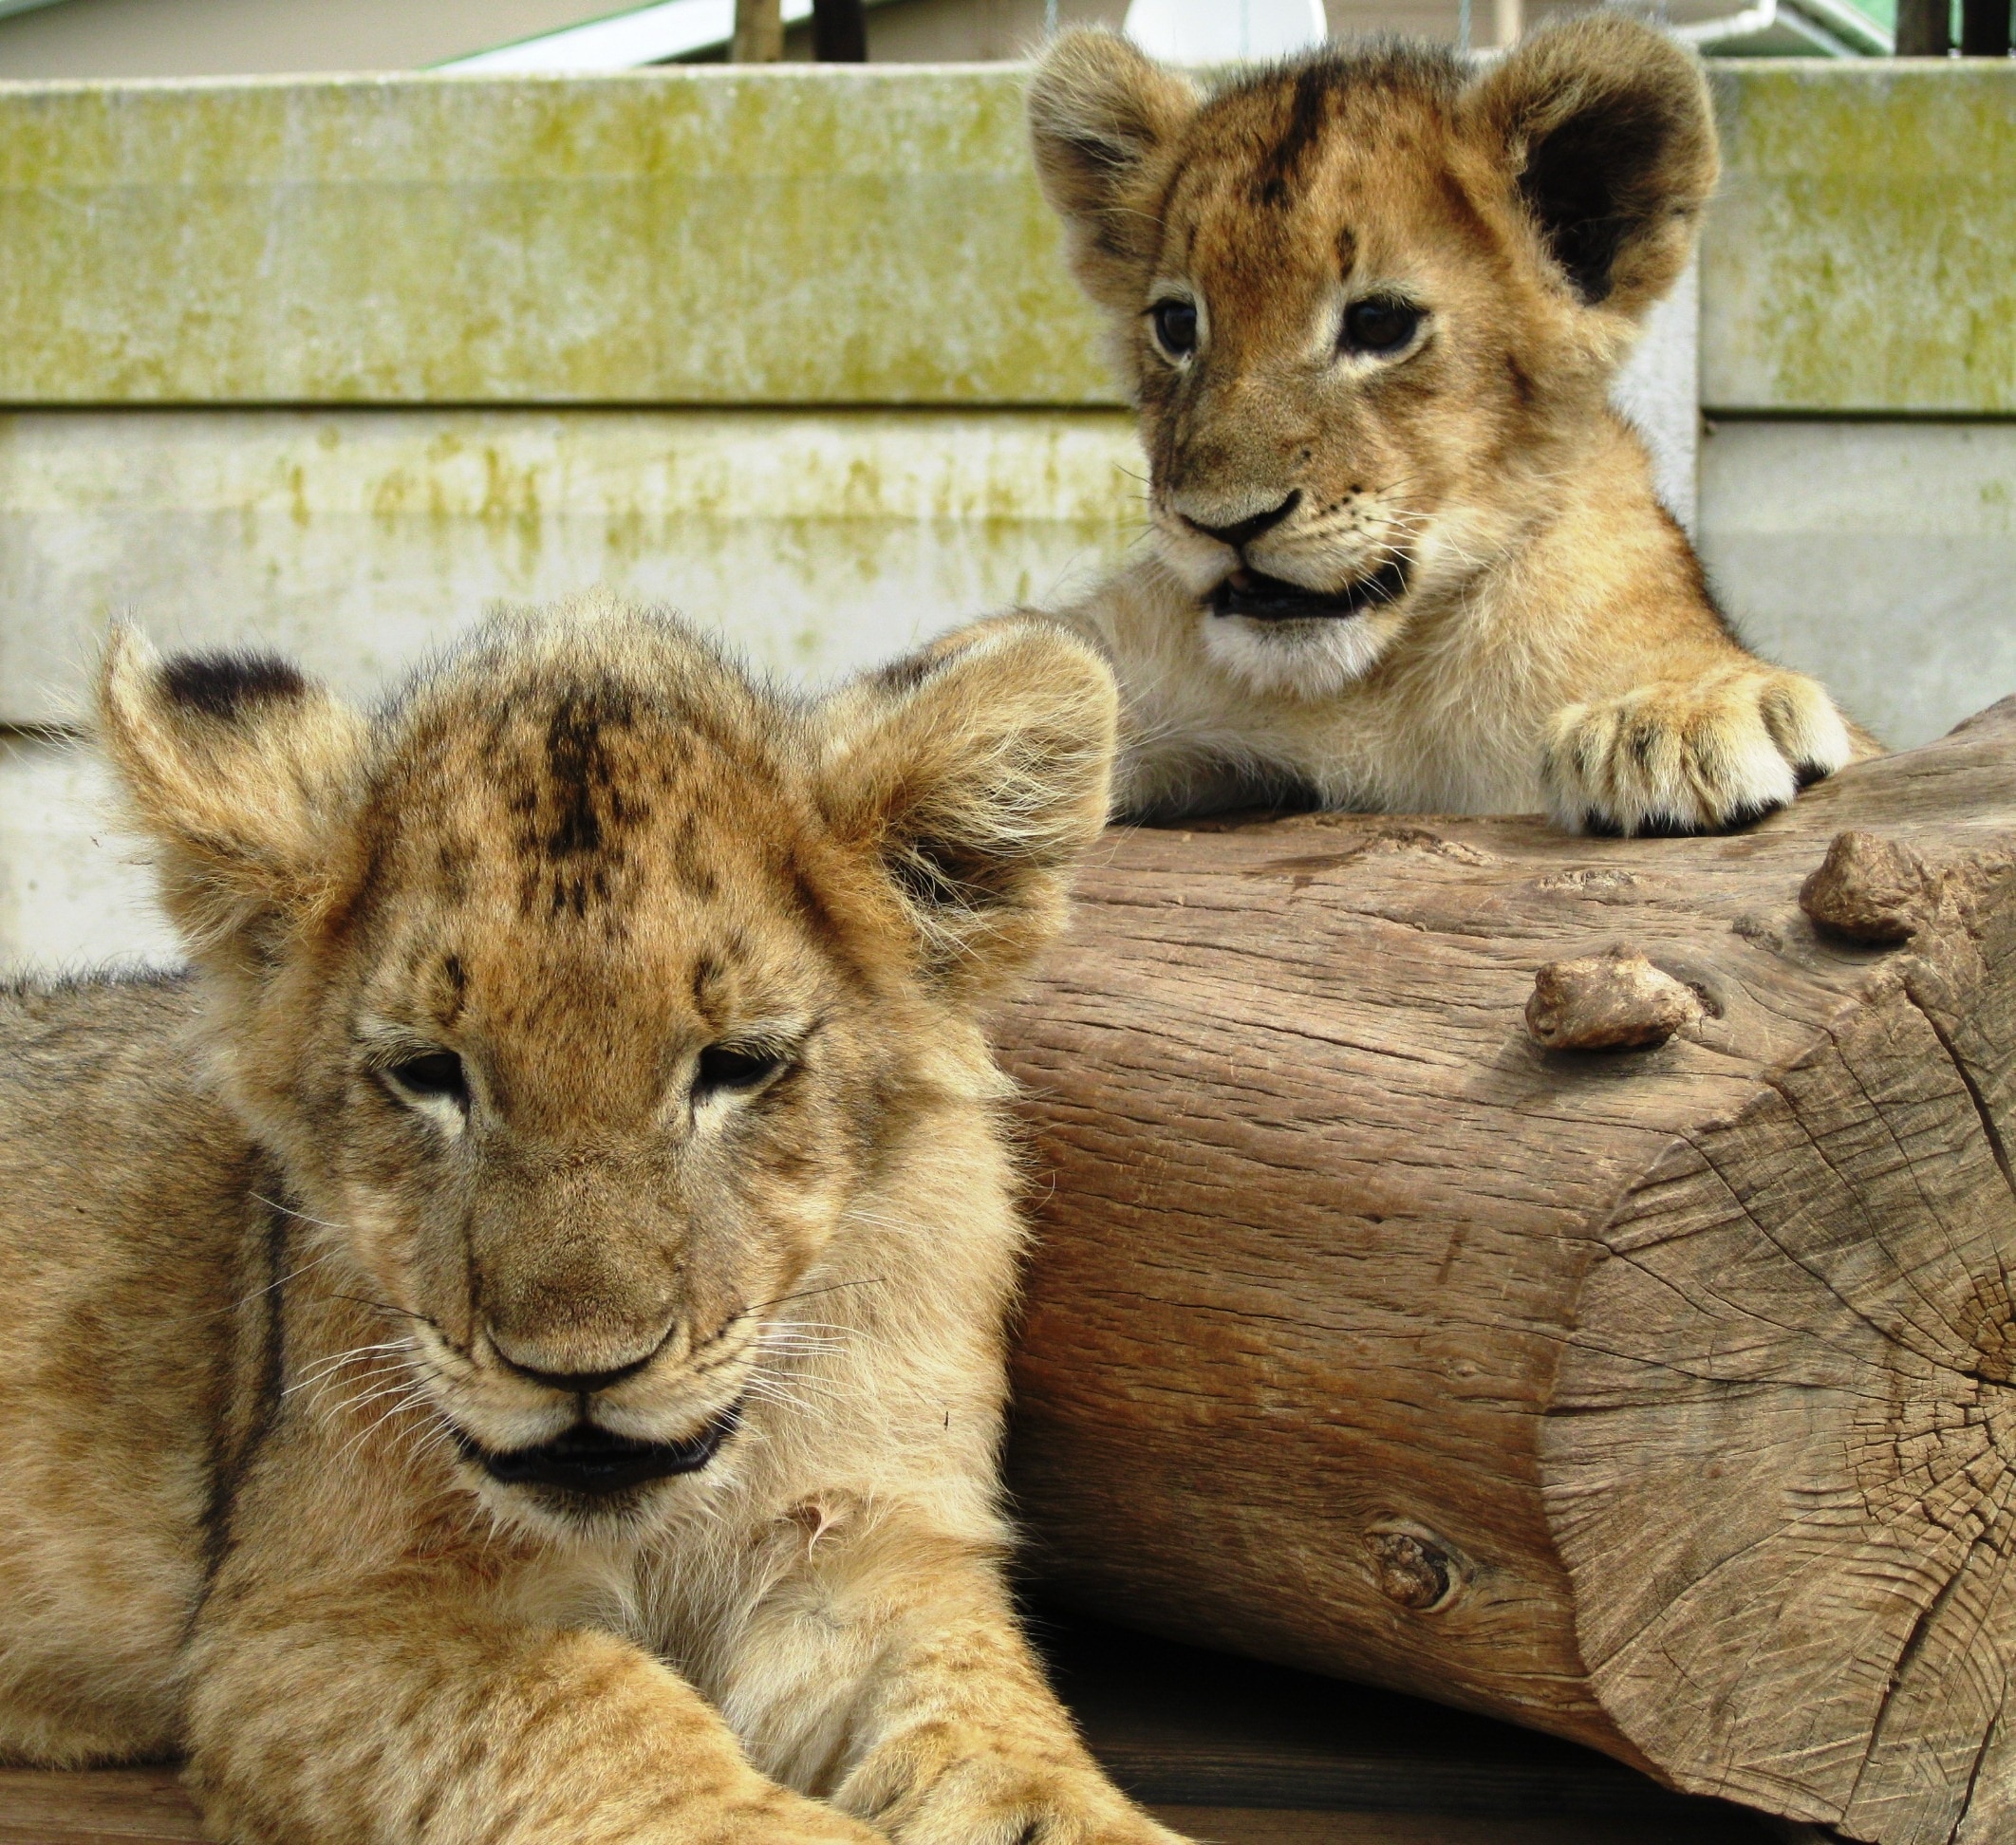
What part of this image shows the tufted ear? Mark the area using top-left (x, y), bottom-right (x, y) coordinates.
top-left (1465, 14), bottom-right (1717, 320)
top-left (1027, 28), bottom-right (1201, 320)
top-left (97, 627), bottom-right (369, 953)
top-left (820, 621), bottom-right (1117, 999)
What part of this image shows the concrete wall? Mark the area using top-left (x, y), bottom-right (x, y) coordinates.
top-left (1, 61), bottom-right (2010, 973)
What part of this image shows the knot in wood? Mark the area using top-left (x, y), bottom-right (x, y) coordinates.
top-left (1364, 1525), bottom-right (1462, 1612)
top-left (1525, 949), bottom-right (1701, 1052)
top-left (1800, 829), bottom-right (1933, 945)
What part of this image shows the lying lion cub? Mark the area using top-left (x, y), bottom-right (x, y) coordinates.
top-left (1006, 16), bottom-right (1875, 833)
top-left (0, 600), bottom-right (1183, 1845)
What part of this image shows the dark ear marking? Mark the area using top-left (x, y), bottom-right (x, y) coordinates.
top-left (160, 651), bottom-right (308, 723)
top-left (867, 648), bottom-right (939, 699)
top-left (887, 835), bottom-right (1006, 916)
top-left (1517, 99), bottom-right (1675, 305)
top-left (1472, 16), bottom-right (1715, 317)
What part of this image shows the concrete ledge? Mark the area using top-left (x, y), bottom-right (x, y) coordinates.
top-left (0, 404), bottom-right (1142, 724)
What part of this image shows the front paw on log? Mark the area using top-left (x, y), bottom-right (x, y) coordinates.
top-left (859, 1756), bottom-right (1192, 1845)
top-left (1542, 668), bottom-right (1855, 838)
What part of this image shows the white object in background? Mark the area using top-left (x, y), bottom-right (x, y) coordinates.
top-left (1123, 0), bottom-right (1327, 62)
top-left (440, 0), bottom-right (808, 73)
top-left (1674, 0), bottom-right (1890, 55)
top-left (1611, 253), bottom-right (1700, 536)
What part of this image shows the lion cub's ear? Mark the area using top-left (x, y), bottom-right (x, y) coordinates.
top-left (1465, 13), bottom-right (1717, 321)
top-left (97, 627), bottom-right (369, 949)
top-left (1027, 28), bottom-right (1200, 319)
top-left (820, 623), bottom-right (1117, 998)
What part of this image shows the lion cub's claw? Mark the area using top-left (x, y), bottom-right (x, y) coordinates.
top-left (853, 1753), bottom-right (1191, 1845)
top-left (1542, 668), bottom-right (1856, 839)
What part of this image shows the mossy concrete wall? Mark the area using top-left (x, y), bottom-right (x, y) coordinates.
top-left (0, 61), bottom-right (2011, 968)
top-left (0, 63), bottom-right (2007, 412)
top-left (0, 69), bottom-right (1113, 406)
top-left (1703, 63), bottom-right (2016, 415)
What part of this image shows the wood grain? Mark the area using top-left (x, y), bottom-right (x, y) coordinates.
top-left (999, 700), bottom-right (2016, 1845)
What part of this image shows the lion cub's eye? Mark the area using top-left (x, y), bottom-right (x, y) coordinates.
top-left (384, 1051), bottom-right (468, 1108)
top-left (1341, 298), bottom-right (1423, 356)
top-left (694, 1045), bottom-right (787, 1099)
top-left (1149, 299), bottom-right (1199, 359)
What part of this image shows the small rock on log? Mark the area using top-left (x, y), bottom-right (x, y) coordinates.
top-left (997, 699), bottom-right (2016, 1845)
top-left (1525, 948), bottom-right (1703, 1051)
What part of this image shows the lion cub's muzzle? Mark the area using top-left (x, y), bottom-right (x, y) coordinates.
top-left (444, 1310), bottom-right (754, 1500)
top-left (453, 1400), bottom-right (744, 1498)
top-left (1209, 554), bottom-right (1412, 623)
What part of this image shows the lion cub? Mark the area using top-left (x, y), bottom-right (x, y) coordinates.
top-left (1012, 16), bottom-right (1873, 833)
top-left (0, 601), bottom-right (1183, 1845)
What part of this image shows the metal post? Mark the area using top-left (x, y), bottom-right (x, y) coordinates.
top-left (1895, 0), bottom-right (1953, 53)
top-left (732, 0), bottom-right (784, 61)
top-left (812, 0), bottom-right (868, 59)
top-left (1959, 0), bottom-right (2011, 52)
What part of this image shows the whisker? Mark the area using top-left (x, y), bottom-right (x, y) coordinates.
top-left (329, 1293), bottom-right (442, 1331)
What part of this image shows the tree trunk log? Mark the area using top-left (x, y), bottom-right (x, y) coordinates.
top-left (998, 700), bottom-right (2016, 1845)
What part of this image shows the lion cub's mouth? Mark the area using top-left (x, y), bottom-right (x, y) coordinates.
top-left (455, 1401), bottom-right (744, 1498)
top-left (1208, 556), bottom-right (1410, 623)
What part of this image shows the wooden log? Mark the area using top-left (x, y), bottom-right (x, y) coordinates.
top-left (997, 700), bottom-right (2016, 1845)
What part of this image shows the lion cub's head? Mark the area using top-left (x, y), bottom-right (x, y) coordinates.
top-left (98, 600), bottom-right (1114, 1534)
top-left (1030, 16), bottom-right (1716, 697)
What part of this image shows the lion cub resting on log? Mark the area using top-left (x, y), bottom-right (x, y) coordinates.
top-left (0, 601), bottom-right (1182, 1845)
top-left (1015, 16), bottom-right (1873, 833)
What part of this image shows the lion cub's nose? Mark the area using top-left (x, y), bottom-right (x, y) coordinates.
top-left (488, 1326), bottom-right (671, 1397)
top-left (1181, 490), bottom-right (1300, 552)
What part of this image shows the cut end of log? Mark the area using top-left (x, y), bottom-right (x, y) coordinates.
top-left (1525, 949), bottom-right (1701, 1052)
top-left (1799, 830), bottom-right (1932, 944)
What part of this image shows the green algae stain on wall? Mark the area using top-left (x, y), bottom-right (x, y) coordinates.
top-left (1703, 64), bottom-right (2016, 415)
top-left (0, 64), bottom-right (2008, 413)
top-left (0, 69), bottom-right (1117, 407)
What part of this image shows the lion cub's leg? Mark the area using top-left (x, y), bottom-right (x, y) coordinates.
top-left (1541, 662), bottom-right (1868, 838)
top-left (716, 1500), bottom-right (1185, 1845)
top-left (186, 1558), bottom-right (882, 1844)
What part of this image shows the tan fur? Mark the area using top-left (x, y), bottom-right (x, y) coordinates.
top-left (999, 17), bottom-right (1876, 834)
top-left (0, 597), bottom-right (1185, 1845)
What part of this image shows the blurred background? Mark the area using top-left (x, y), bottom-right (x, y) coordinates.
top-left (0, 0), bottom-right (1906, 78)
top-left (0, 0), bottom-right (2007, 977)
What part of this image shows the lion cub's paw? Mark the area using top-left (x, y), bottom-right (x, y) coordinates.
top-left (856, 1751), bottom-right (1190, 1845)
top-left (1542, 668), bottom-right (1856, 839)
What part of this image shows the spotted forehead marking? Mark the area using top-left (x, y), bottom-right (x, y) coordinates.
top-left (486, 683), bottom-right (661, 921)
top-left (1174, 47), bottom-right (1466, 239)
top-left (1250, 63), bottom-right (1344, 212)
